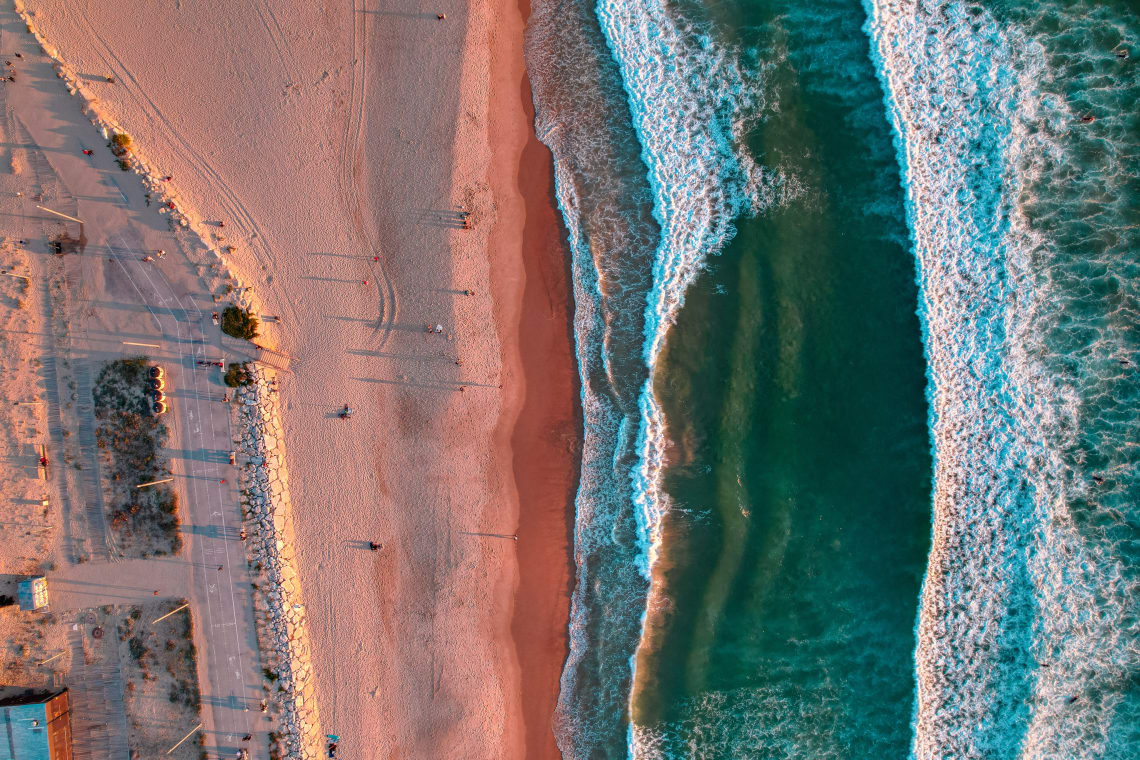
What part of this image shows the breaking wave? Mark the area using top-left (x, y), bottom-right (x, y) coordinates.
top-left (864, 0), bottom-right (1140, 757)
top-left (527, 0), bottom-right (795, 755)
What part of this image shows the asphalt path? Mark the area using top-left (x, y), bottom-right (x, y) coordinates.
top-left (98, 232), bottom-right (262, 758)
top-left (6, 20), bottom-right (269, 756)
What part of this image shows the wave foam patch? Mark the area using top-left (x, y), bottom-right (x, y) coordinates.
top-left (631, 684), bottom-right (846, 760)
top-left (593, 2), bottom-right (798, 753)
top-left (865, 0), bottom-right (1140, 757)
top-left (595, 0), bottom-right (792, 611)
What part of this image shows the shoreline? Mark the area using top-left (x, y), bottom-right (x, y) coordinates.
top-left (490, 0), bottom-right (580, 755)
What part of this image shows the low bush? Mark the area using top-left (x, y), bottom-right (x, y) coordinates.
top-left (94, 358), bottom-right (180, 556)
top-left (109, 132), bottom-right (132, 157)
top-left (220, 305), bottom-right (258, 340)
top-left (223, 362), bottom-right (253, 388)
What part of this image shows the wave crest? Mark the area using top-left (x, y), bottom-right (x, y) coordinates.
top-left (865, 1), bottom-right (1140, 757)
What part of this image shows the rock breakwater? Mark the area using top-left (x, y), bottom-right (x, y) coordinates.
top-left (234, 368), bottom-right (322, 760)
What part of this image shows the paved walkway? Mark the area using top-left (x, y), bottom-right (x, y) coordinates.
top-left (66, 627), bottom-right (130, 760)
top-left (48, 559), bottom-right (190, 609)
top-left (1, 14), bottom-right (267, 759)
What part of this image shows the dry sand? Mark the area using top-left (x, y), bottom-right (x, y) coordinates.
top-left (0, 236), bottom-right (70, 691)
top-left (20, 0), bottom-right (578, 756)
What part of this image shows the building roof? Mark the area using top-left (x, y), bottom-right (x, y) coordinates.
top-left (0, 691), bottom-right (71, 760)
top-left (16, 578), bottom-right (47, 612)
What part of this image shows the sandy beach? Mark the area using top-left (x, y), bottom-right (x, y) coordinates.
top-left (19, 0), bottom-right (576, 756)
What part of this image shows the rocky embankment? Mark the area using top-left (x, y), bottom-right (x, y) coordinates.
top-left (235, 368), bottom-right (322, 760)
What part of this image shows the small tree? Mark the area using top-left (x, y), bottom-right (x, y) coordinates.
top-left (223, 362), bottom-right (253, 388)
top-left (220, 306), bottom-right (258, 340)
top-left (110, 132), bottom-right (132, 157)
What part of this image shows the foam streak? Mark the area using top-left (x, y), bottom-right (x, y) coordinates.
top-left (864, 1), bottom-right (1140, 757)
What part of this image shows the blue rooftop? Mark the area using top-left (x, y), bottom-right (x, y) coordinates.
top-left (0, 702), bottom-right (51, 760)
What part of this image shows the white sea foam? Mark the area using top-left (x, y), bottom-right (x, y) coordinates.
top-left (864, 1), bottom-right (1140, 757)
top-left (527, 2), bottom-right (664, 752)
top-left (546, 145), bottom-right (609, 746)
top-left (631, 684), bottom-right (846, 760)
top-left (595, 0), bottom-right (783, 585)
top-left (592, 1), bottom-right (799, 754)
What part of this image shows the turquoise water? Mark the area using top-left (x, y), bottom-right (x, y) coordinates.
top-left (526, 0), bottom-right (1140, 757)
top-left (629, 1), bottom-right (931, 755)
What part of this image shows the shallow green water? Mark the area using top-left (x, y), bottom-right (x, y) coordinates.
top-left (632, 1), bottom-right (933, 754)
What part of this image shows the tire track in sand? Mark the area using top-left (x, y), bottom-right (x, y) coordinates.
top-left (253, 0), bottom-right (295, 82)
top-left (338, 0), bottom-right (398, 349)
top-left (76, 18), bottom-right (304, 336)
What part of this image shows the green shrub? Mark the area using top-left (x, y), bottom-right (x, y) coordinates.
top-left (220, 306), bottom-right (258, 340)
top-left (223, 362), bottom-right (253, 388)
top-left (109, 132), bottom-right (132, 157)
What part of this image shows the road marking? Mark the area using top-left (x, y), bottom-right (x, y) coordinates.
top-left (103, 233), bottom-right (254, 736)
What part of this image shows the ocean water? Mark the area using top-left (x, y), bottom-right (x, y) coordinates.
top-left (525, 0), bottom-right (1140, 757)
top-left (866, 1), bottom-right (1140, 757)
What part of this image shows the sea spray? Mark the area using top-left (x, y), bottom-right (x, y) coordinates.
top-left (864, 0), bottom-right (1140, 756)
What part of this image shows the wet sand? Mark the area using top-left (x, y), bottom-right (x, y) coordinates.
top-left (490, 0), bottom-right (579, 753)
